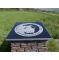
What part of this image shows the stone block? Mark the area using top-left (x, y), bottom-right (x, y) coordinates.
top-left (24, 47), bottom-right (31, 51)
top-left (17, 48), bottom-right (24, 52)
top-left (11, 43), bottom-right (20, 47)
top-left (27, 43), bottom-right (32, 46)
top-left (11, 50), bottom-right (16, 52)
top-left (21, 45), bottom-right (29, 48)
top-left (31, 43), bottom-right (37, 46)
top-left (38, 47), bottom-right (47, 52)
top-left (15, 43), bottom-right (20, 46)
top-left (30, 49), bottom-right (37, 52)
top-left (38, 42), bottom-right (47, 47)
top-left (11, 47), bottom-right (17, 50)
top-left (21, 43), bottom-right (26, 46)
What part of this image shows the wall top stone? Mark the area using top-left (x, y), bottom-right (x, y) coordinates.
top-left (5, 22), bottom-right (52, 41)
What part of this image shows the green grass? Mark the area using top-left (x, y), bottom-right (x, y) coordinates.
top-left (0, 11), bottom-right (59, 51)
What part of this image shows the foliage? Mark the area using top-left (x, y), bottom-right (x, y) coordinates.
top-left (48, 39), bottom-right (59, 52)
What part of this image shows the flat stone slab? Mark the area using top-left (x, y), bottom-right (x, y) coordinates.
top-left (5, 22), bottom-right (52, 41)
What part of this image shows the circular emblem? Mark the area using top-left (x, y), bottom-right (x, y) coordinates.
top-left (14, 23), bottom-right (43, 37)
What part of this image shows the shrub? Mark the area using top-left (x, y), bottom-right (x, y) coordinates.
top-left (47, 39), bottom-right (59, 52)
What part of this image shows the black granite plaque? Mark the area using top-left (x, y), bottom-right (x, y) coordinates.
top-left (5, 22), bottom-right (52, 41)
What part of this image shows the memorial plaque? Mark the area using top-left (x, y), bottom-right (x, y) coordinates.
top-left (5, 22), bottom-right (52, 41)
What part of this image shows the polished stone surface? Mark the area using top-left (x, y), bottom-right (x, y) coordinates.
top-left (6, 22), bottom-right (52, 41)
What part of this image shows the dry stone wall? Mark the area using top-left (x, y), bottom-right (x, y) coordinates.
top-left (11, 41), bottom-right (48, 52)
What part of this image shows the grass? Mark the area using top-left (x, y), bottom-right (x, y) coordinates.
top-left (0, 11), bottom-right (59, 51)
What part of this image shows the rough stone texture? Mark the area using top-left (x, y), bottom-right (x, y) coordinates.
top-left (11, 41), bottom-right (48, 52)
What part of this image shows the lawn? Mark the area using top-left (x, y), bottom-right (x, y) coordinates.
top-left (0, 11), bottom-right (59, 51)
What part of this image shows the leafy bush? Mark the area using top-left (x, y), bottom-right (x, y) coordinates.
top-left (48, 39), bottom-right (59, 52)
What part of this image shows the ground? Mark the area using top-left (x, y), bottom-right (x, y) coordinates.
top-left (0, 11), bottom-right (59, 52)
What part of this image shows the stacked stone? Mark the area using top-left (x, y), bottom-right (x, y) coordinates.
top-left (11, 41), bottom-right (48, 52)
